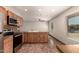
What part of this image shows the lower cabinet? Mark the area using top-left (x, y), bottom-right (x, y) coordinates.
top-left (4, 36), bottom-right (13, 53)
top-left (24, 32), bottom-right (48, 43)
top-left (33, 32), bottom-right (39, 43)
top-left (27, 32), bottom-right (33, 43)
top-left (39, 32), bottom-right (48, 42)
top-left (4, 35), bottom-right (22, 53)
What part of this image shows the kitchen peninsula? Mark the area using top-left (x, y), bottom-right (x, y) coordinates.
top-left (1, 6), bottom-right (48, 53)
top-left (23, 32), bottom-right (48, 43)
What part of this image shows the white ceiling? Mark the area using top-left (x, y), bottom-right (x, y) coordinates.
top-left (6, 6), bottom-right (70, 22)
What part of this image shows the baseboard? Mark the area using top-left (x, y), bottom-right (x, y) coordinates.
top-left (48, 34), bottom-right (65, 45)
top-left (56, 45), bottom-right (64, 53)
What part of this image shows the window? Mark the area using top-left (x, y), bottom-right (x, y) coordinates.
top-left (67, 15), bottom-right (79, 38)
top-left (68, 16), bottom-right (79, 33)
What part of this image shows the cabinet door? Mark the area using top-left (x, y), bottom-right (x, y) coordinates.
top-left (19, 17), bottom-right (23, 26)
top-left (33, 32), bottom-right (39, 43)
top-left (17, 16), bottom-right (23, 26)
top-left (17, 16), bottom-right (20, 26)
top-left (24, 32), bottom-right (28, 43)
top-left (39, 32), bottom-right (44, 42)
top-left (27, 32), bottom-right (33, 43)
top-left (0, 7), bottom-right (7, 26)
top-left (14, 13), bottom-right (17, 20)
top-left (4, 36), bottom-right (13, 53)
top-left (7, 11), bottom-right (14, 18)
top-left (43, 32), bottom-right (48, 42)
top-left (39, 32), bottom-right (48, 43)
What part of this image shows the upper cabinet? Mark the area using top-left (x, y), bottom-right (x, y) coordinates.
top-left (17, 16), bottom-right (23, 26)
top-left (0, 7), bottom-right (23, 29)
top-left (0, 7), bottom-right (7, 29)
top-left (7, 10), bottom-right (23, 27)
top-left (13, 13), bottom-right (17, 20)
top-left (7, 11), bottom-right (14, 18)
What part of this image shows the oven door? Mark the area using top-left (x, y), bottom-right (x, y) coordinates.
top-left (13, 34), bottom-right (22, 53)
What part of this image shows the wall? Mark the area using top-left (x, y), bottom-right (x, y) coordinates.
top-left (3, 6), bottom-right (23, 17)
top-left (23, 21), bottom-right (48, 32)
top-left (3, 7), bottom-right (48, 32)
top-left (48, 6), bottom-right (79, 44)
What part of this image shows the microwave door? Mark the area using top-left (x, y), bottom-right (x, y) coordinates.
top-left (8, 18), bottom-right (17, 26)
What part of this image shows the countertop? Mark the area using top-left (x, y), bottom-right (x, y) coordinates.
top-left (3, 35), bottom-right (13, 40)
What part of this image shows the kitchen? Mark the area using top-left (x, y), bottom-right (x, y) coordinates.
top-left (0, 0), bottom-right (79, 58)
top-left (0, 6), bottom-right (79, 53)
top-left (0, 6), bottom-right (49, 53)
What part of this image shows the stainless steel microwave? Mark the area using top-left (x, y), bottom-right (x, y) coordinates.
top-left (7, 16), bottom-right (17, 26)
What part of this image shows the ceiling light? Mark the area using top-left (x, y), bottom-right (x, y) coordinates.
top-left (51, 9), bottom-right (55, 12)
top-left (38, 9), bottom-right (42, 12)
top-left (25, 9), bottom-right (28, 11)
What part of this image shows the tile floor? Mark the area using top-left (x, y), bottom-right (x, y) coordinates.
top-left (17, 36), bottom-right (60, 53)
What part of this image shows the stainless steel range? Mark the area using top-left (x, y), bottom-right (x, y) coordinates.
top-left (13, 33), bottom-right (22, 53)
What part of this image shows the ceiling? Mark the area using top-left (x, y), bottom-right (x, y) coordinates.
top-left (6, 6), bottom-right (71, 22)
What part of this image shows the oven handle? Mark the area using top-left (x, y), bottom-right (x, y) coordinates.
top-left (14, 34), bottom-right (22, 37)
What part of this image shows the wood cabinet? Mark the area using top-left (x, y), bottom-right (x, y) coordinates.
top-left (0, 7), bottom-right (7, 26)
top-left (39, 32), bottom-right (48, 42)
top-left (7, 11), bottom-right (14, 18)
top-left (0, 7), bottom-right (23, 53)
top-left (13, 13), bottom-right (17, 19)
top-left (32, 32), bottom-right (40, 42)
top-left (24, 32), bottom-right (48, 43)
top-left (23, 32), bottom-right (28, 43)
top-left (7, 10), bottom-right (23, 27)
top-left (0, 7), bottom-right (23, 27)
top-left (4, 36), bottom-right (13, 53)
top-left (17, 16), bottom-right (23, 26)
top-left (27, 32), bottom-right (33, 43)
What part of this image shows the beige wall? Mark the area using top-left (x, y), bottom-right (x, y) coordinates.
top-left (48, 6), bottom-right (79, 44)
top-left (23, 21), bottom-right (48, 32)
top-left (3, 6), bottom-right (22, 17)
